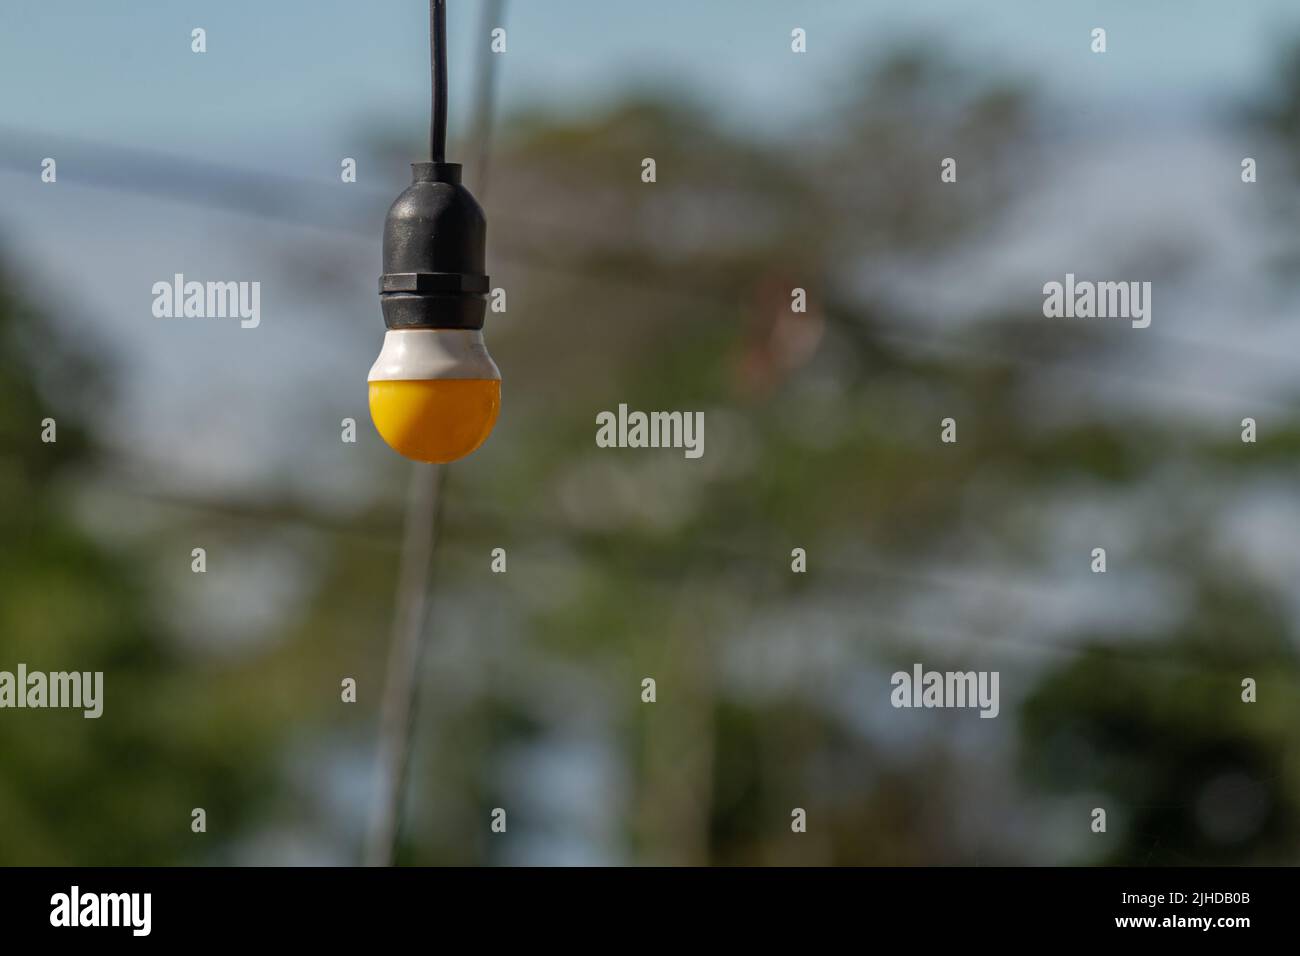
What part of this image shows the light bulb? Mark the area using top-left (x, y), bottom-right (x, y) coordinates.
top-left (368, 328), bottom-right (500, 463)
top-left (372, 160), bottom-right (496, 464)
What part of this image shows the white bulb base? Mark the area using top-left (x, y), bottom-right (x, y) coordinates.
top-left (367, 329), bottom-right (500, 382)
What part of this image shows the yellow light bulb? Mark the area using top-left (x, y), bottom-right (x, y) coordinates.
top-left (368, 329), bottom-right (501, 463)
top-left (369, 379), bottom-right (500, 463)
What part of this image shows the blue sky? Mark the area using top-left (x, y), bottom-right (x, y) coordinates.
top-left (4, 0), bottom-right (1300, 500)
top-left (5, 0), bottom-right (1300, 163)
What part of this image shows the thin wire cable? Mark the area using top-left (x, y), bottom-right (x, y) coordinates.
top-left (94, 472), bottom-right (1300, 680)
top-left (373, 8), bottom-right (505, 861)
top-left (365, 463), bottom-right (445, 866)
top-left (1, 155), bottom-right (1290, 414)
top-left (365, 0), bottom-right (453, 868)
top-left (365, 0), bottom-right (506, 867)
top-left (469, 0), bottom-right (506, 193)
top-left (430, 0), bottom-right (449, 163)
top-left (2, 129), bottom-right (1296, 409)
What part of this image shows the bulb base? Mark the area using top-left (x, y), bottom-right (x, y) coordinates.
top-left (367, 329), bottom-right (500, 383)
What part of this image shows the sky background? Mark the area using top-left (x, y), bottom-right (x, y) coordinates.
top-left (4, 0), bottom-right (1299, 491)
top-left (4, 0), bottom-right (1300, 158)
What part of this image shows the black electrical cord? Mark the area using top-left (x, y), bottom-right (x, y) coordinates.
top-left (430, 0), bottom-right (449, 162)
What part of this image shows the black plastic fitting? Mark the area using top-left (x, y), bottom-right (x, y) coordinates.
top-left (379, 162), bottom-right (489, 330)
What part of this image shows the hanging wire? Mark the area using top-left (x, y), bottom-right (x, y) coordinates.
top-left (429, 0), bottom-right (449, 163)
top-left (364, 0), bottom-right (507, 868)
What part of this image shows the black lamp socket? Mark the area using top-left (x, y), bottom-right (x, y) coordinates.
top-left (379, 162), bottom-right (489, 330)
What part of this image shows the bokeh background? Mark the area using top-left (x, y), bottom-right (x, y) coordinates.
top-left (3, 0), bottom-right (1300, 865)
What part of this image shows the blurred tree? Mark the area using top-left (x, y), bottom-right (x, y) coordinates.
top-left (5, 36), bottom-right (1300, 868)
top-left (0, 266), bottom-right (280, 864)
top-left (397, 49), bottom-right (1063, 864)
top-left (1021, 577), bottom-right (1300, 864)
